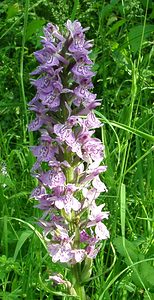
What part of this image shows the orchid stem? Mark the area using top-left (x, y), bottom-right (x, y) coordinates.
top-left (72, 264), bottom-right (87, 300)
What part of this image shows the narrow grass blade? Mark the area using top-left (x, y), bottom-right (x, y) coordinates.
top-left (110, 121), bottom-right (154, 142)
top-left (120, 183), bottom-right (126, 238)
top-left (71, 0), bottom-right (80, 21)
top-left (14, 230), bottom-right (33, 260)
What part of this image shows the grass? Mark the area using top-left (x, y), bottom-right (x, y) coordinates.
top-left (0, 0), bottom-right (154, 299)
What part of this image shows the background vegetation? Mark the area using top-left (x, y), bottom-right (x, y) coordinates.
top-left (0, 0), bottom-right (154, 299)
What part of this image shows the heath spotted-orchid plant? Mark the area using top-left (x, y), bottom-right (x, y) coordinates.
top-left (29, 20), bottom-right (109, 300)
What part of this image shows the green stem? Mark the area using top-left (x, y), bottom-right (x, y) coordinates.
top-left (72, 264), bottom-right (87, 300)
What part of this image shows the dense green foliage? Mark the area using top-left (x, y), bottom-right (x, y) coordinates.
top-left (0, 0), bottom-right (154, 299)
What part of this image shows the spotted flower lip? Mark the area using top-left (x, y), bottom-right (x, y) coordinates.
top-left (29, 19), bottom-right (109, 267)
top-left (39, 169), bottom-right (66, 189)
top-left (72, 63), bottom-right (95, 78)
top-left (34, 48), bottom-right (59, 65)
top-left (30, 144), bottom-right (57, 161)
top-left (28, 116), bottom-right (44, 131)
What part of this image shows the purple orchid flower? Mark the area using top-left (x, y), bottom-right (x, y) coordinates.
top-left (29, 19), bottom-right (109, 298)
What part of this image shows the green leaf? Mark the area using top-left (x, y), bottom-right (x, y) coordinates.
top-left (81, 257), bottom-right (93, 283)
top-left (13, 230), bottom-right (33, 260)
top-left (114, 237), bottom-right (154, 291)
top-left (128, 25), bottom-right (154, 52)
top-left (9, 217), bottom-right (47, 250)
top-left (130, 261), bottom-right (154, 291)
top-left (25, 19), bottom-right (45, 41)
top-left (113, 236), bottom-right (139, 262)
top-left (106, 19), bottom-right (126, 36)
top-left (138, 262), bottom-right (154, 291)
top-left (6, 3), bottom-right (20, 19)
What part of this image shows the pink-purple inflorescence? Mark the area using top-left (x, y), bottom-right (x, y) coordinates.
top-left (29, 20), bottom-right (109, 266)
